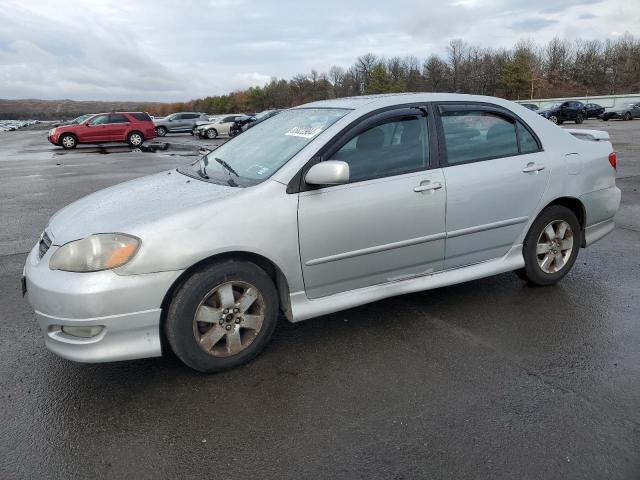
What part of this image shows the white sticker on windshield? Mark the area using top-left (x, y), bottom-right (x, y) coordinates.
top-left (285, 126), bottom-right (322, 139)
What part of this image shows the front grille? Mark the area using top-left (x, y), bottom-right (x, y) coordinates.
top-left (38, 231), bottom-right (52, 260)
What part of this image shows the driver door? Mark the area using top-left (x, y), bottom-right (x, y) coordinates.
top-left (297, 108), bottom-right (446, 299)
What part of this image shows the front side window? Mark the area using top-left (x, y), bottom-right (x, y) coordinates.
top-left (166, 114), bottom-right (179, 121)
top-left (441, 111), bottom-right (518, 165)
top-left (330, 115), bottom-right (429, 182)
top-left (88, 114), bottom-right (110, 125)
top-left (179, 108), bottom-right (349, 186)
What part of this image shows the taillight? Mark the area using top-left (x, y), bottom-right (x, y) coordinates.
top-left (608, 151), bottom-right (617, 170)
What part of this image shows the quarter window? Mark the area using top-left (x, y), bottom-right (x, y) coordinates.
top-left (441, 111), bottom-right (518, 165)
top-left (330, 115), bottom-right (429, 182)
top-left (517, 122), bottom-right (539, 154)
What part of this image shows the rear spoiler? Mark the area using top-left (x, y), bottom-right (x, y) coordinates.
top-left (565, 129), bottom-right (610, 141)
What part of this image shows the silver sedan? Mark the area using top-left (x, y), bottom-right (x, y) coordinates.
top-left (24, 93), bottom-right (621, 372)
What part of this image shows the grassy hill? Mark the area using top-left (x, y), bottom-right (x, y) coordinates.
top-left (0, 99), bottom-right (165, 120)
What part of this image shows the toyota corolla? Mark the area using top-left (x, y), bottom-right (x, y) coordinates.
top-left (24, 93), bottom-right (621, 372)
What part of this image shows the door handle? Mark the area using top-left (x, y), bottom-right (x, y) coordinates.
top-left (414, 181), bottom-right (442, 193)
top-left (522, 163), bottom-right (545, 173)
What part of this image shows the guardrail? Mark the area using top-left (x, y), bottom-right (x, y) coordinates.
top-left (517, 93), bottom-right (640, 109)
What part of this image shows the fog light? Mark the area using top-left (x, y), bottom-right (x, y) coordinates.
top-left (61, 325), bottom-right (104, 338)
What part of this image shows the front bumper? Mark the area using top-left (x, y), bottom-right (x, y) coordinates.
top-left (24, 242), bottom-right (183, 363)
top-left (600, 112), bottom-right (620, 120)
top-left (47, 134), bottom-right (59, 145)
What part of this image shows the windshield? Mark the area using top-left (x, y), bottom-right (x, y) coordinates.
top-left (179, 108), bottom-right (349, 187)
top-left (544, 102), bottom-right (562, 109)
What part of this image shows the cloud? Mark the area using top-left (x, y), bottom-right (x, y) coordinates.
top-left (0, 0), bottom-right (638, 101)
top-left (510, 18), bottom-right (558, 32)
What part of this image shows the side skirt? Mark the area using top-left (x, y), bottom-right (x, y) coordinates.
top-left (289, 245), bottom-right (524, 322)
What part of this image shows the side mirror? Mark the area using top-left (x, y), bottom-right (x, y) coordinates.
top-left (305, 161), bottom-right (349, 186)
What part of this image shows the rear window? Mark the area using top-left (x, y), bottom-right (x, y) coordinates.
top-left (131, 113), bottom-right (152, 122)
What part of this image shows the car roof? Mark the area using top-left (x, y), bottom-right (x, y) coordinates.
top-left (295, 92), bottom-right (526, 112)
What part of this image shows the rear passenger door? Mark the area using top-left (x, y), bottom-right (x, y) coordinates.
top-left (436, 104), bottom-right (549, 269)
top-left (108, 113), bottom-right (130, 141)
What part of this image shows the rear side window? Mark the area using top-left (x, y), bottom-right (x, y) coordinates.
top-left (109, 113), bottom-right (129, 123)
top-left (131, 113), bottom-right (152, 121)
top-left (330, 115), bottom-right (429, 183)
top-left (441, 111), bottom-right (518, 165)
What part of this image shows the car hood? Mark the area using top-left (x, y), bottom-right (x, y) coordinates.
top-left (47, 169), bottom-right (239, 245)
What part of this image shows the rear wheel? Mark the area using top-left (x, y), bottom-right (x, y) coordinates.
top-left (155, 126), bottom-right (167, 137)
top-left (165, 260), bottom-right (279, 372)
top-left (60, 133), bottom-right (77, 149)
top-left (516, 205), bottom-right (580, 286)
top-left (575, 113), bottom-right (584, 124)
top-left (127, 131), bottom-right (144, 147)
top-left (623, 112), bottom-right (632, 121)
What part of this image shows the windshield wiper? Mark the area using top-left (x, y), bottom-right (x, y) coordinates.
top-left (215, 157), bottom-right (239, 177)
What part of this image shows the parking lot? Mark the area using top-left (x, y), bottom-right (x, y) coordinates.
top-left (1, 120), bottom-right (639, 479)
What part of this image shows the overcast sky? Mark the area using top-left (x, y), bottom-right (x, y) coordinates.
top-left (0, 0), bottom-right (638, 102)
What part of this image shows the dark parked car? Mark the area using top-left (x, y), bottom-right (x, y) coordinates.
top-left (537, 101), bottom-right (586, 124)
top-left (520, 103), bottom-right (539, 111)
top-left (48, 112), bottom-right (156, 149)
top-left (245, 109), bottom-right (282, 130)
top-left (584, 103), bottom-right (605, 118)
top-left (600, 103), bottom-right (640, 121)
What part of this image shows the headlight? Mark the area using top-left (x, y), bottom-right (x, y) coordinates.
top-left (49, 128), bottom-right (56, 135)
top-left (49, 233), bottom-right (140, 272)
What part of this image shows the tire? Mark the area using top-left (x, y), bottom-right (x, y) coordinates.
top-left (516, 205), bottom-right (581, 286)
top-left (165, 260), bottom-right (279, 373)
top-left (127, 131), bottom-right (144, 147)
top-left (205, 128), bottom-right (217, 139)
top-left (623, 112), bottom-right (632, 121)
top-left (155, 126), bottom-right (167, 137)
top-left (59, 133), bottom-right (77, 149)
top-left (191, 127), bottom-right (197, 136)
top-left (548, 115), bottom-right (558, 124)
top-left (575, 114), bottom-right (584, 124)
top-left (602, 117), bottom-right (609, 122)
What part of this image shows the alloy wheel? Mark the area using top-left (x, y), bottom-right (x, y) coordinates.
top-left (62, 135), bottom-right (75, 148)
top-left (129, 133), bottom-right (143, 146)
top-left (193, 281), bottom-right (265, 357)
top-left (549, 115), bottom-right (558, 124)
top-left (536, 220), bottom-right (574, 274)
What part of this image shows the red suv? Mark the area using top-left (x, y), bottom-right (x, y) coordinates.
top-left (48, 112), bottom-right (156, 149)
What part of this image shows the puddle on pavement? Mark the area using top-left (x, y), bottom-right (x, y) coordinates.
top-left (51, 142), bottom-right (215, 157)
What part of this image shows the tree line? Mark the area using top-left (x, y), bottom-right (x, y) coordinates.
top-left (149, 33), bottom-right (640, 116)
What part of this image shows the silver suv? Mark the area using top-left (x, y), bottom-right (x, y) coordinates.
top-left (154, 112), bottom-right (208, 136)
top-left (24, 93), bottom-right (620, 373)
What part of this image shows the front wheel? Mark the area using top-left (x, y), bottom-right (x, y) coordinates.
top-left (548, 115), bottom-right (558, 124)
top-left (205, 128), bottom-right (217, 139)
top-left (516, 205), bottom-right (581, 286)
top-left (165, 261), bottom-right (279, 372)
top-left (575, 114), bottom-right (584, 124)
top-left (60, 133), bottom-right (77, 149)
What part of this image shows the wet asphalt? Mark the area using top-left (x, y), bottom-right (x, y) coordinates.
top-left (0, 121), bottom-right (638, 479)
